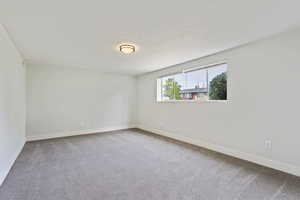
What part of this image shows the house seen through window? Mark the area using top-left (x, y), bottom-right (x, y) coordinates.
top-left (157, 63), bottom-right (227, 101)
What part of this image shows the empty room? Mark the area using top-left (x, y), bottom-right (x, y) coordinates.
top-left (1, 1), bottom-right (300, 199)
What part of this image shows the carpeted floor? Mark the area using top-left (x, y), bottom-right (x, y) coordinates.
top-left (0, 129), bottom-right (300, 200)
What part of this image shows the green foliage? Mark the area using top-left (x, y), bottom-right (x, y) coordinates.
top-left (209, 72), bottom-right (227, 100)
top-left (164, 78), bottom-right (182, 100)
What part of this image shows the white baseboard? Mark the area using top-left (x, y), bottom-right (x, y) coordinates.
top-left (26, 125), bottom-right (136, 142)
top-left (0, 139), bottom-right (25, 186)
top-left (137, 125), bottom-right (300, 177)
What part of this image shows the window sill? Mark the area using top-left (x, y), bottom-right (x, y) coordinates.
top-left (156, 100), bottom-right (229, 103)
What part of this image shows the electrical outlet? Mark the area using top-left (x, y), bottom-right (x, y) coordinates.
top-left (265, 140), bottom-right (272, 149)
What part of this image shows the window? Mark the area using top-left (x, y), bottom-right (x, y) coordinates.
top-left (157, 62), bottom-right (227, 102)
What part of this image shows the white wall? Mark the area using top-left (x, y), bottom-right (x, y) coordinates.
top-left (0, 25), bottom-right (26, 185)
top-left (137, 27), bottom-right (300, 176)
top-left (26, 65), bottom-right (137, 140)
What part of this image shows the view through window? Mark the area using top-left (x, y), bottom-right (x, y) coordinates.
top-left (157, 63), bottom-right (227, 101)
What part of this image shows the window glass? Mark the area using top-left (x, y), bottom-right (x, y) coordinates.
top-left (183, 69), bottom-right (208, 101)
top-left (208, 64), bottom-right (227, 100)
top-left (161, 75), bottom-right (175, 101)
top-left (157, 63), bottom-right (227, 102)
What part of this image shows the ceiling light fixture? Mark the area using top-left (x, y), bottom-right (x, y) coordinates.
top-left (119, 44), bottom-right (136, 54)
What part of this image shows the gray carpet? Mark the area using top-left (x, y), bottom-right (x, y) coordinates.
top-left (1, 129), bottom-right (300, 200)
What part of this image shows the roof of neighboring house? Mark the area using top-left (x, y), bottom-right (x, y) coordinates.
top-left (179, 88), bottom-right (208, 94)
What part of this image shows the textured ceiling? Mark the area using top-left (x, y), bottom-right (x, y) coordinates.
top-left (1, 0), bottom-right (300, 75)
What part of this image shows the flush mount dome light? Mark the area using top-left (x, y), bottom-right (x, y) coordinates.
top-left (119, 44), bottom-right (136, 54)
